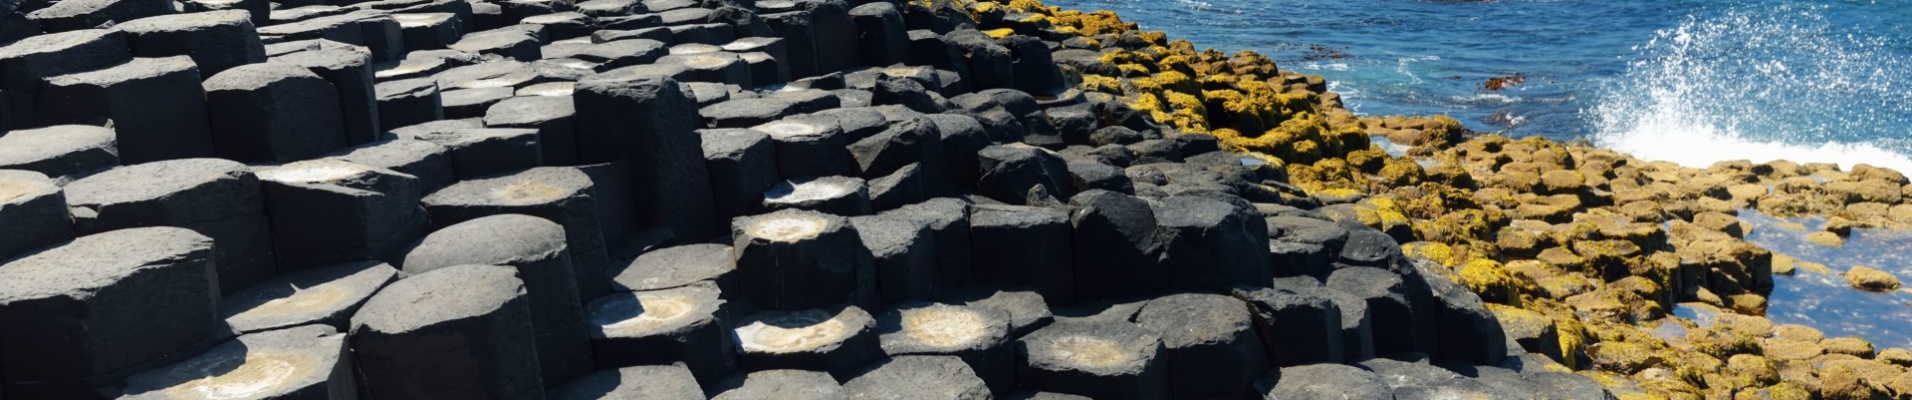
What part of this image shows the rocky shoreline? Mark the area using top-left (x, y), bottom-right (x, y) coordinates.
top-left (1017, 1), bottom-right (1912, 398)
top-left (0, 0), bottom-right (1901, 398)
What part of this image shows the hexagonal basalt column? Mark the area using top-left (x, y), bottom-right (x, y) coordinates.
top-left (349, 264), bottom-right (545, 399)
top-left (0, 170), bottom-right (72, 261)
top-left (0, 227), bottom-right (221, 398)
top-left (257, 159), bottom-right (426, 271)
top-left (65, 158), bottom-right (276, 293)
top-left (732, 209), bottom-right (873, 310)
top-left (117, 325), bottom-right (353, 400)
top-left (732, 305), bottom-right (882, 380)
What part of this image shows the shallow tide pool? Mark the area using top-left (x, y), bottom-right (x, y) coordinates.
top-left (1738, 210), bottom-right (1912, 348)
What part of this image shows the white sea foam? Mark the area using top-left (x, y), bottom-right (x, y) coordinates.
top-left (1590, 4), bottom-right (1912, 173)
top-left (1301, 62), bottom-right (1352, 72)
top-left (1454, 93), bottom-right (1521, 104)
top-left (1395, 55), bottom-right (1439, 85)
top-left (1370, 136), bottom-right (1411, 158)
top-left (1598, 123), bottom-right (1912, 174)
top-left (1327, 81), bottom-right (1363, 113)
top-left (1170, 0), bottom-right (1215, 12)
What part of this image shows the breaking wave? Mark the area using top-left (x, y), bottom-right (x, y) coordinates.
top-left (1589, 4), bottom-right (1912, 172)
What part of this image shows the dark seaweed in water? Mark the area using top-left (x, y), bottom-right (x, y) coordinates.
top-left (1483, 73), bottom-right (1523, 91)
top-left (1297, 44), bottom-right (1349, 62)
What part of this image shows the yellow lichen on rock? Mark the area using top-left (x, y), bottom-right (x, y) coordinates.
top-left (1823, 337), bottom-right (1877, 358)
top-left (1878, 348), bottom-right (1912, 367)
top-left (1078, 74), bottom-right (1123, 94)
top-left (1003, 0), bottom-right (1047, 12)
top-left (1402, 241), bottom-right (1459, 269)
top-left (1845, 265), bottom-right (1901, 292)
top-left (1796, 260), bottom-right (1833, 275)
top-left (1068, 11), bottom-right (1138, 36)
top-left (1459, 258), bottom-right (1522, 305)
top-left (1589, 341), bottom-right (1663, 374)
top-left (1771, 253), bottom-right (1797, 275)
top-left (1351, 196), bottom-right (1412, 236)
top-left (1376, 156), bottom-right (1426, 187)
top-left (1151, 69), bottom-right (1199, 94)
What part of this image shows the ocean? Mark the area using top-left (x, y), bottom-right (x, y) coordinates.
top-left (1043, 0), bottom-right (1912, 172)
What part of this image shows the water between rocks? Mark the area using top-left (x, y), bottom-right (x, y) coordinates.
top-left (1726, 210), bottom-right (1912, 349)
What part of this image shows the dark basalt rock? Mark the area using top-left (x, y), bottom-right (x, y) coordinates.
top-left (1015, 320), bottom-right (1168, 400)
top-left (574, 73), bottom-right (721, 244)
top-left (65, 159), bottom-right (276, 294)
top-left (0, 125), bottom-right (118, 181)
top-left (711, 369), bottom-right (844, 400)
top-left (551, 365), bottom-right (705, 400)
top-left (402, 214), bottom-right (594, 386)
top-left (203, 63), bottom-right (350, 163)
top-left (0, 171), bottom-right (70, 261)
top-left (733, 209), bottom-right (874, 310)
top-left (1135, 293), bottom-right (1270, 399)
top-left (1255, 363), bottom-right (1392, 400)
top-left (701, 128), bottom-right (780, 220)
top-left (257, 159), bottom-right (426, 271)
top-left (1328, 266), bottom-right (1436, 359)
top-left (943, 286), bottom-right (1053, 339)
top-left (842, 356), bottom-right (993, 399)
top-left (273, 46), bottom-right (382, 146)
top-left (1231, 287), bottom-right (1345, 367)
top-left (850, 215), bottom-right (945, 302)
top-left (753, 115), bottom-right (859, 179)
top-left (1067, 190), bottom-right (1166, 300)
top-left (0, 227), bottom-right (221, 398)
top-left (967, 204), bottom-right (1074, 304)
top-left (421, 168), bottom-right (613, 301)
top-left (1154, 195), bottom-right (1273, 292)
top-left (351, 265), bottom-right (546, 398)
top-left (732, 304), bottom-right (882, 380)
top-left (976, 144), bottom-right (1074, 205)
top-left (585, 282), bottom-right (738, 384)
top-left (38, 57), bottom-right (214, 165)
top-left (221, 261), bottom-right (397, 334)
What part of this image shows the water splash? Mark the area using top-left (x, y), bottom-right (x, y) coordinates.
top-left (1395, 55), bottom-right (1440, 85)
top-left (1590, 4), bottom-right (1912, 172)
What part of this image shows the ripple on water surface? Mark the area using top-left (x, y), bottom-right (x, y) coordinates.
top-left (1737, 210), bottom-right (1912, 349)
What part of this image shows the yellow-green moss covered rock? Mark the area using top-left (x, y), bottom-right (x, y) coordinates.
top-left (1879, 348), bottom-right (1912, 367)
top-left (1773, 324), bottom-right (1825, 343)
top-left (1591, 341), bottom-right (1664, 374)
top-left (1728, 354), bottom-right (1783, 387)
top-left (1763, 339), bottom-right (1826, 361)
top-left (1491, 304), bottom-right (1563, 362)
top-left (1824, 337), bottom-right (1878, 358)
top-left (1845, 265), bottom-right (1900, 292)
top-left (1459, 258), bottom-right (1521, 305)
top-left (1820, 359), bottom-right (1892, 400)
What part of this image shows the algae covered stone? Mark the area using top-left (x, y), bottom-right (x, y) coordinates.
top-left (1823, 337), bottom-right (1877, 358)
top-left (1806, 231), bottom-right (1845, 248)
top-left (1587, 341), bottom-right (1661, 374)
top-left (1844, 266), bottom-right (1900, 292)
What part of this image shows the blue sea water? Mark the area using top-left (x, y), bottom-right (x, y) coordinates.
top-left (1044, 0), bottom-right (1912, 172)
top-left (1737, 210), bottom-right (1912, 348)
